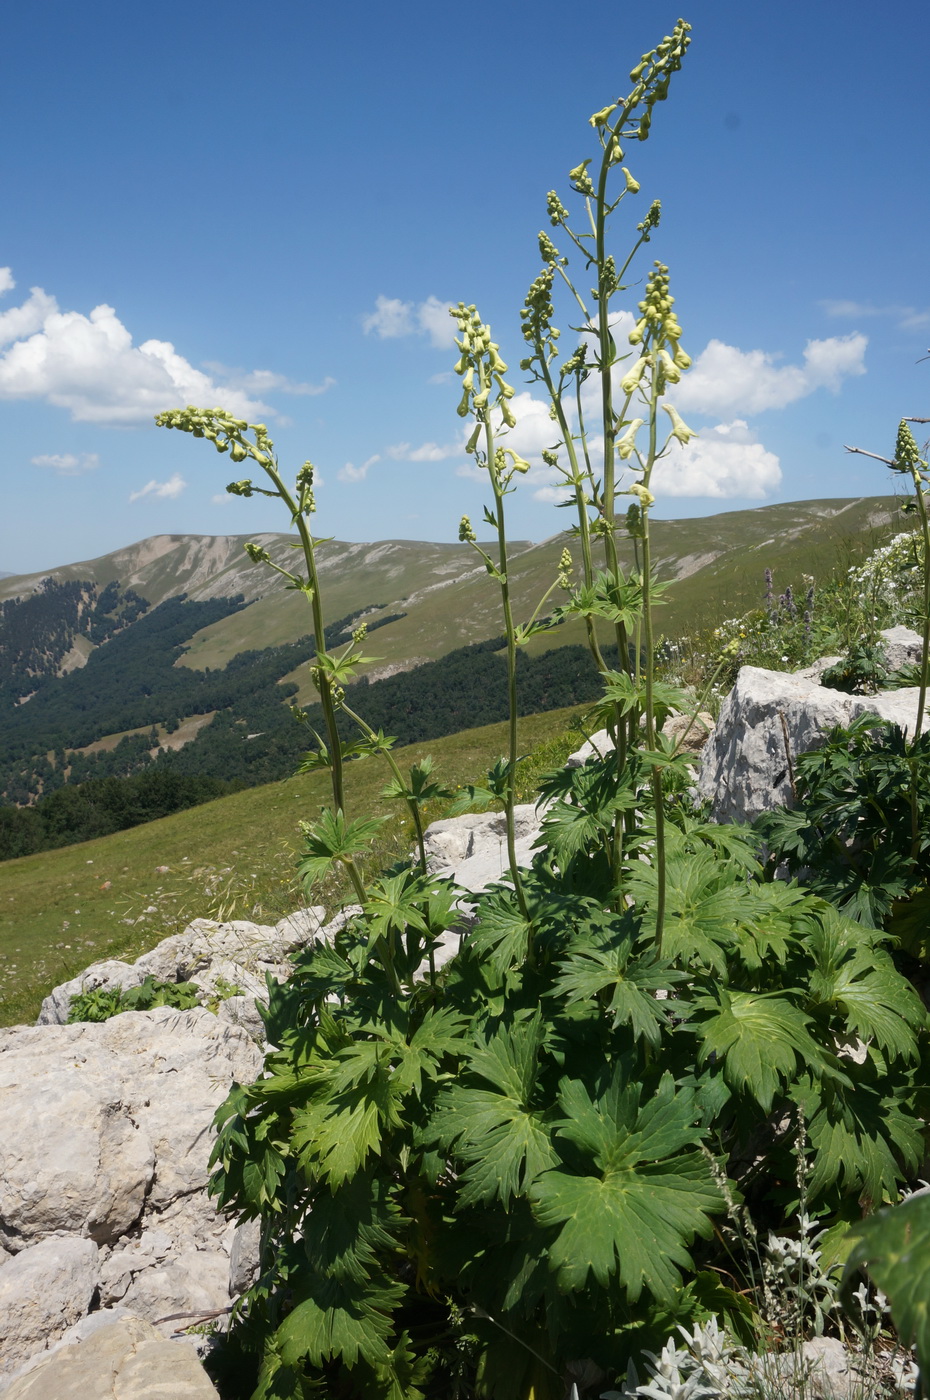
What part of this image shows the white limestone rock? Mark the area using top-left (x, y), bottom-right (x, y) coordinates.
top-left (422, 804), bottom-right (540, 893)
top-left (0, 1236), bottom-right (99, 1380)
top-left (696, 628), bottom-right (930, 826)
top-left (0, 1007), bottom-right (261, 1363)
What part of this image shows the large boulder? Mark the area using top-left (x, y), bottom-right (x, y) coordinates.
top-left (696, 628), bottom-right (929, 825)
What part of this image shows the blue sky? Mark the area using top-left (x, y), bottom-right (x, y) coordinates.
top-left (2, 0), bottom-right (928, 574)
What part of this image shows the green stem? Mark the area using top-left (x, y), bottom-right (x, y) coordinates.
top-left (340, 700), bottom-right (429, 877)
top-left (482, 411), bottom-right (531, 926)
top-left (263, 462), bottom-right (367, 902)
top-left (908, 474), bottom-right (930, 860)
top-left (640, 377), bottom-right (666, 953)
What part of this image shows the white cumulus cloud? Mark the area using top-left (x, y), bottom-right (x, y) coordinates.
top-left (338, 453), bottom-right (380, 484)
top-left (649, 420), bottom-right (782, 499)
top-left (0, 269), bottom-right (322, 425)
top-left (673, 334), bottom-right (867, 417)
top-left (129, 473), bottom-right (187, 503)
top-left (363, 294), bottom-right (454, 348)
top-left (31, 452), bottom-right (99, 475)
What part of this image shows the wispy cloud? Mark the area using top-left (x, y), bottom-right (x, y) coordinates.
top-left (386, 440), bottom-right (459, 462)
top-left (672, 334), bottom-right (867, 417)
top-left (31, 452), bottom-right (99, 476)
top-left (338, 453), bottom-right (380, 484)
top-left (820, 299), bottom-right (930, 330)
top-left (202, 363), bottom-right (336, 397)
top-left (363, 294), bottom-right (455, 348)
top-left (129, 473), bottom-right (186, 502)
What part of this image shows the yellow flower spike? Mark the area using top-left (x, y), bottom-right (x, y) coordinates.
top-left (616, 418), bottom-right (645, 459)
top-left (661, 403), bottom-right (697, 445)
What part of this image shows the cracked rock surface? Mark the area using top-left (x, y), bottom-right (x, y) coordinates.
top-left (0, 1007), bottom-right (261, 1383)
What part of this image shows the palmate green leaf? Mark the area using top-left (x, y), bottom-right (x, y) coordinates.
top-left (298, 808), bottom-right (388, 886)
top-left (844, 1193), bottom-right (930, 1383)
top-left (275, 1267), bottom-right (403, 1372)
top-left (531, 1073), bottom-right (724, 1302)
top-left (362, 872), bottom-right (431, 944)
top-left (292, 1047), bottom-right (400, 1187)
top-left (551, 924), bottom-right (684, 1047)
top-left (792, 1074), bottom-right (925, 1207)
top-left (625, 852), bottom-right (745, 975)
top-left (468, 887), bottom-right (533, 970)
top-left (694, 987), bottom-right (825, 1112)
top-left (805, 908), bottom-right (925, 1060)
top-left (302, 1170), bottom-right (406, 1288)
top-left (432, 1015), bottom-right (557, 1206)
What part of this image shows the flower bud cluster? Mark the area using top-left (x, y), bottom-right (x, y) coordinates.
top-left (458, 515), bottom-right (477, 543)
top-left (622, 262), bottom-right (693, 409)
top-left (351, 623), bottom-right (367, 644)
top-left (546, 190), bottom-right (569, 227)
top-left (226, 479), bottom-right (254, 497)
top-left (296, 460), bottom-right (316, 514)
top-left (450, 302), bottom-right (517, 431)
top-left (638, 200), bottom-right (662, 239)
top-left (568, 160), bottom-right (595, 197)
top-left (557, 547), bottom-right (574, 591)
top-left (155, 407), bottom-right (275, 468)
top-left (894, 421), bottom-right (923, 476)
top-left (520, 266), bottom-right (561, 369)
top-left (244, 541), bottom-right (272, 565)
top-left (625, 20), bottom-right (692, 140)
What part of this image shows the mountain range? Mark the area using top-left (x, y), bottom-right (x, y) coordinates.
top-left (0, 495), bottom-right (907, 839)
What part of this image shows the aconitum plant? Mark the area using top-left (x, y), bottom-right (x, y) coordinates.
top-left (157, 23), bottom-right (929, 1400)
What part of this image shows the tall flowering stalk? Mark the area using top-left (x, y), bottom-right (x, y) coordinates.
top-left (451, 303), bottom-right (533, 922)
top-left (848, 419), bottom-right (930, 860)
top-left (516, 21), bottom-right (695, 946)
top-left (154, 408), bottom-right (382, 901)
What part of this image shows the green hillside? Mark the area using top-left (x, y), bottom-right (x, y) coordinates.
top-left (0, 704), bottom-right (586, 1028)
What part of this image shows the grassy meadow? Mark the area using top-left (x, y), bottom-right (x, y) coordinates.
top-left (0, 703), bottom-right (587, 1027)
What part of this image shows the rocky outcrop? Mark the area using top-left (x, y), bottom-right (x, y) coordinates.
top-left (696, 627), bottom-right (928, 825)
top-left (37, 906), bottom-right (326, 1026)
